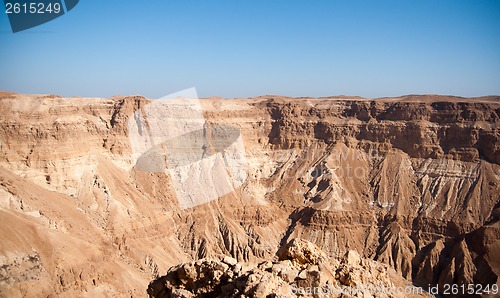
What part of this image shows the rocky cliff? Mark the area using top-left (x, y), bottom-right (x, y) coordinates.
top-left (0, 91), bottom-right (498, 297)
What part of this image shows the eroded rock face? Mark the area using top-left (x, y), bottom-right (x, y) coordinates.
top-left (148, 239), bottom-right (429, 298)
top-left (0, 92), bottom-right (498, 296)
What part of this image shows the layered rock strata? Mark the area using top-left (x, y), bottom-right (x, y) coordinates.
top-left (0, 92), bottom-right (498, 296)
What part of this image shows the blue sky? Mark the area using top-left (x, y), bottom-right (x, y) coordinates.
top-left (1, 0), bottom-right (499, 98)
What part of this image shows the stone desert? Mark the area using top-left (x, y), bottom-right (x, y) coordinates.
top-left (0, 92), bottom-right (499, 297)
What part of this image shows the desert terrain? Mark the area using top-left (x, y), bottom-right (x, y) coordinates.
top-left (0, 91), bottom-right (498, 297)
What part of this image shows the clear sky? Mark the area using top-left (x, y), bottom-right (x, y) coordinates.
top-left (1, 0), bottom-right (499, 98)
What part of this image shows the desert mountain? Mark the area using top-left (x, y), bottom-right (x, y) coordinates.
top-left (0, 92), bottom-right (498, 297)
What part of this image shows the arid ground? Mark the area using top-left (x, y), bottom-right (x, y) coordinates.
top-left (0, 92), bottom-right (498, 297)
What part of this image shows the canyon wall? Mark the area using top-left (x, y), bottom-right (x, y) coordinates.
top-left (0, 91), bottom-right (498, 296)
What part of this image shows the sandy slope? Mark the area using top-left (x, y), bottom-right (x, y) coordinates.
top-left (0, 92), bottom-right (498, 297)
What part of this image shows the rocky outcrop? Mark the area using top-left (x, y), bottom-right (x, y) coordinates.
top-left (148, 239), bottom-right (429, 297)
top-left (0, 93), bottom-right (498, 296)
